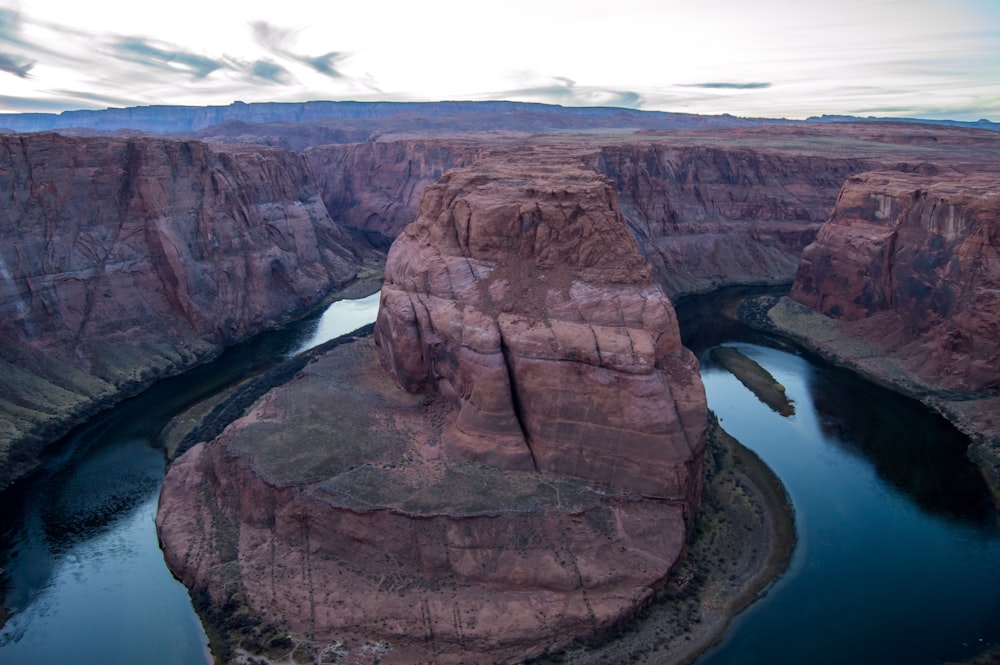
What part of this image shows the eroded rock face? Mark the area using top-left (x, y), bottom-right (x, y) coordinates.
top-left (0, 133), bottom-right (361, 488)
top-left (790, 171), bottom-right (1000, 392)
top-left (375, 161), bottom-right (707, 501)
top-left (594, 144), bottom-right (873, 295)
top-left (307, 140), bottom-right (488, 242)
top-left (158, 159), bottom-right (707, 663)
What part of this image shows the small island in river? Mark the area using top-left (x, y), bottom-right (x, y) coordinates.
top-left (710, 346), bottom-right (796, 417)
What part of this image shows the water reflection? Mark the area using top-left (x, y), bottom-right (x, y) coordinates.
top-left (675, 290), bottom-right (1000, 665)
top-left (807, 367), bottom-right (996, 524)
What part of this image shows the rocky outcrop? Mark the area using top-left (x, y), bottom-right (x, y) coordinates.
top-left (790, 171), bottom-right (1000, 392)
top-left (375, 161), bottom-right (707, 501)
top-left (0, 133), bottom-right (362, 488)
top-left (157, 159), bottom-right (707, 663)
top-left (594, 144), bottom-right (873, 295)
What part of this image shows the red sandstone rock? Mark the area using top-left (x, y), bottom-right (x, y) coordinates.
top-left (375, 160), bottom-right (707, 501)
top-left (791, 170), bottom-right (1000, 392)
top-left (157, 340), bottom-right (692, 665)
top-left (157, 158), bottom-right (707, 663)
top-left (0, 133), bottom-right (362, 488)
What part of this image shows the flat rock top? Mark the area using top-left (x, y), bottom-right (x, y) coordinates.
top-left (221, 339), bottom-right (610, 516)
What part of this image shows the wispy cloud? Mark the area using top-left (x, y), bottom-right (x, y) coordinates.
top-left (0, 52), bottom-right (32, 77)
top-left (113, 38), bottom-right (224, 79)
top-left (250, 60), bottom-right (291, 84)
top-left (687, 82), bottom-right (772, 90)
top-left (495, 75), bottom-right (644, 109)
top-left (251, 21), bottom-right (347, 79)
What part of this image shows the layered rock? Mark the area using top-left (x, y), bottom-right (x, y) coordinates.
top-left (307, 140), bottom-right (488, 243)
top-left (158, 160), bottom-right (707, 663)
top-left (790, 171), bottom-right (1000, 392)
top-left (0, 133), bottom-right (362, 488)
top-left (375, 161), bottom-right (707, 502)
top-left (594, 143), bottom-right (873, 295)
top-left (309, 134), bottom-right (877, 298)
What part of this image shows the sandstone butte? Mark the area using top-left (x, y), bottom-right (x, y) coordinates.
top-left (777, 168), bottom-right (1000, 486)
top-left (0, 133), bottom-right (366, 489)
top-left (156, 159), bottom-right (708, 664)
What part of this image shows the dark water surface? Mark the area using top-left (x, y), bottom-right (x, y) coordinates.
top-left (0, 295), bottom-right (381, 665)
top-left (676, 290), bottom-right (1000, 665)
top-left (2, 288), bottom-right (998, 664)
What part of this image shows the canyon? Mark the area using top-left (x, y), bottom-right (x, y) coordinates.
top-left (0, 102), bottom-right (998, 663)
top-left (0, 133), bottom-right (369, 489)
top-left (158, 159), bottom-right (708, 663)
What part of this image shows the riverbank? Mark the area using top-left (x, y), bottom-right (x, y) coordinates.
top-left (0, 261), bottom-right (384, 494)
top-left (737, 294), bottom-right (1000, 503)
top-left (529, 413), bottom-right (796, 665)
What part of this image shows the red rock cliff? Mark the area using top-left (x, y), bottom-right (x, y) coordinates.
top-left (375, 159), bottom-right (707, 502)
top-left (790, 171), bottom-right (1000, 392)
top-left (594, 143), bottom-right (872, 295)
top-left (307, 139), bottom-right (488, 243)
top-left (0, 133), bottom-right (362, 487)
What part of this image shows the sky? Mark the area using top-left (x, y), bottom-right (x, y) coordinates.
top-left (0, 0), bottom-right (998, 121)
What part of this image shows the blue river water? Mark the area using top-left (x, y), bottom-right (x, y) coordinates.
top-left (694, 342), bottom-right (1000, 665)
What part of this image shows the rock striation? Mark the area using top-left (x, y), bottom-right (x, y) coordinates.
top-left (157, 159), bottom-right (707, 663)
top-left (375, 161), bottom-right (707, 501)
top-left (594, 143), bottom-right (872, 295)
top-left (0, 133), bottom-right (362, 488)
top-left (790, 171), bottom-right (1000, 392)
top-left (307, 140), bottom-right (488, 244)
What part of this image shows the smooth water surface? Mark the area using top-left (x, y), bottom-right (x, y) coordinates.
top-left (676, 291), bottom-right (1000, 665)
top-left (0, 294), bottom-right (381, 665)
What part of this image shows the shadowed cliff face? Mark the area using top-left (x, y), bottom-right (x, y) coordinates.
top-left (790, 171), bottom-right (1000, 392)
top-left (594, 144), bottom-right (873, 295)
top-left (307, 140), bottom-right (489, 245)
top-left (0, 133), bottom-right (362, 488)
top-left (308, 135), bottom-right (877, 298)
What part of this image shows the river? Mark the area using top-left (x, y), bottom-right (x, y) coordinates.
top-left (0, 288), bottom-right (997, 664)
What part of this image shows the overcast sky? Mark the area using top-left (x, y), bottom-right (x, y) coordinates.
top-left (1, 0), bottom-right (998, 120)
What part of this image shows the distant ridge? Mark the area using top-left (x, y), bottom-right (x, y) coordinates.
top-left (0, 100), bottom-right (994, 135)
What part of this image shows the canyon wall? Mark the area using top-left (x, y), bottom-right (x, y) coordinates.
top-left (593, 144), bottom-right (873, 295)
top-left (790, 171), bottom-right (1000, 392)
top-left (308, 137), bottom-right (874, 297)
top-left (306, 140), bottom-right (489, 244)
top-left (0, 133), bottom-right (362, 488)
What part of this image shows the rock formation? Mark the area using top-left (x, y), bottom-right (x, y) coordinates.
top-left (593, 143), bottom-right (873, 295)
top-left (375, 160), bottom-right (706, 501)
top-left (157, 159), bottom-right (707, 663)
top-left (0, 133), bottom-right (362, 489)
top-left (790, 171), bottom-right (1000, 392)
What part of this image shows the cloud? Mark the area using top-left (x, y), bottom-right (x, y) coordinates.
top-left (249, 60), bottom-right (291, 84)
top-left (496, 76), bottom-right (644, 108)
top-left (0, 52), bottom-right (32, 77)
top-left (251, 21), bottom-right (347, 78)
top-left (686, 82), bottom-right (773, 90)
top-left (114, 38), bottom-right (224, 79)
top-left (0, 8), bottom-right (23, 45)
